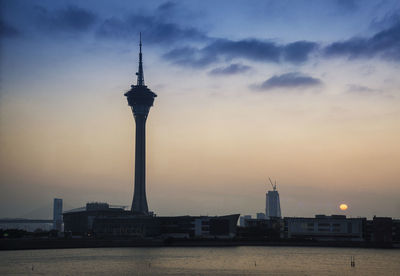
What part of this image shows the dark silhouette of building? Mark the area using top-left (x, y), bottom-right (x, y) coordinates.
top-left (265, 178), bottom-right (281, 219)
top-left (53, 198), bottom-right (63, 231)
top-left (283, 215), bottom-right (366, 241)
top-left (124, 33), bottom-right (157, 214)
top-left (63, 202), bottom-right (239, 238)
top-left (368, 216), bottom-right (393, 243)
top-left (63, 203), bottom-right (129, 235)
top-left (237, 217), bottom-right (282, 240)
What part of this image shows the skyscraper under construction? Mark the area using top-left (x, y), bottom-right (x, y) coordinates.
top-left (266, 178), bottom-right (281, 218)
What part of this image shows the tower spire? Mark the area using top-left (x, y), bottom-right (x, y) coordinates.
top-left (136, 32), bottom-right (145, 86)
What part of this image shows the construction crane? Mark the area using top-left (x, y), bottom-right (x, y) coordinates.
top-left (268, 177), bottom-right (277, 191)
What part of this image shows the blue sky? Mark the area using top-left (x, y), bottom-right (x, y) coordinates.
top-left (1, 0), bottom-right (400, 219)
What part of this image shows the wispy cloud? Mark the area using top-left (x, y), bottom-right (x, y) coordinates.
top-left (370, 9), bottom-right (400, 31)
top-left (346, 84), bottom-right (381, 94)
top-left (253, 72), bottom-right (322, 91)
top-left (23, 2), bottom-right (207, 45)
top-left (163, 38), bottom-right (318, 67)
top-left (96, 14), bottom-right (207, 44)
top-left (209, 63), bottom-right (251, 76)
top-left (324, 22), bottom-right (400, 61)
top-left (34, 5), bottom-right (98, 33)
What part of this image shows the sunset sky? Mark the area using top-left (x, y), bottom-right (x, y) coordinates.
top-left (1, 0), bottom-right (399, 219)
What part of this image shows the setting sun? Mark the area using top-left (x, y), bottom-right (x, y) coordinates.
top-left (339, 204), bottom-right (348, 211)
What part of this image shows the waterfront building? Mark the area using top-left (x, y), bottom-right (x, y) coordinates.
top-left (63, 202), bottom-right (129, 235)
top-left (238, 217), bottom-right (282, 239)
top-left (63, 202), bottom-right (239, 238)
top-left (365, 216), bottom-right (393, 243)
top-left (257, 213), bottom-right (266, 219)
top-left (393, 219), bottom-right (400, 243)
top-left (239, 215), bottom-right (252, 227)
top-left (283, 215), bottom-right (365, 241)
top-left (93, 215), bottom-right (239, 239)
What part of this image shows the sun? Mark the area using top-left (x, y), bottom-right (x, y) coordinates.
top-left (339, 203), bottom-right (348, 211)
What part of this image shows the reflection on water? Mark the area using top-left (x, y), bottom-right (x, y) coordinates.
top-left (1, 246), bottom-right (399, 275)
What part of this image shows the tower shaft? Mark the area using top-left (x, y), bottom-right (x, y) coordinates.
top-left (132, 114), bottom-right (148, 213)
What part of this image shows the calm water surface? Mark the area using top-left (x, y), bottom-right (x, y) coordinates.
top-left (1, 246), bottom-right (399, 275)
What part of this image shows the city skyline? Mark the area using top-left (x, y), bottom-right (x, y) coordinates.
top-left (1, 0), bottom-right (399, 219)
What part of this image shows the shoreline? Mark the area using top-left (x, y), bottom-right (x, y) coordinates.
top-left (1, 239), bottom-right (398, 251)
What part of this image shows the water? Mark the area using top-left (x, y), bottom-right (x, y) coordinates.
top-left (1, 246), bottom-right (399, 275)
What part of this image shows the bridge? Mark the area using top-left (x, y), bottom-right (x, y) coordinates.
top-left (0, 219), bottom-right (53, 224)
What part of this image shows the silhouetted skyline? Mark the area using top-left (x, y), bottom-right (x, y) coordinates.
top-left (0, 0), bottom-right (399, 219)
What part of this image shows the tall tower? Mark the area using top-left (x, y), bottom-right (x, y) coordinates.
top-left (124, 34), bottom-right (157, 214)
top-left (265, 178), bottom-right (281, 219)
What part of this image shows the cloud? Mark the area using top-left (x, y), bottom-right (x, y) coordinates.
top-left (370, 10), bottom-right (400, 31)
top-left (157, 1), bottom-right (177, 13)
top-left (0, 20), bottom-right (20, 38)
top-left (283, 41), bottom-right (318, 63)
top-left (254, 72), bottom-right (322, 91)
top-left (346, 84), bottom-right (381, 94)
top-left (34, 5), bottom-right (98, 33)
top-left (8, 1), bottom-right (399, 66)
top-left (27, 2), bottom-right (206, 44)
top-left (204, 39), bottom-right (282, 63)
top-left (324, 22), bottom-right (400, 61)
top-left (162, 46), bottom-right (214, 67)
top-left (164, 38), bottom-right (318, 67)
top-left (209, 63), bottom-right (251, 75)
top-left (95, 0), bottom-right (207, 44)
top-left (96, 14), bottom-right (207, 44)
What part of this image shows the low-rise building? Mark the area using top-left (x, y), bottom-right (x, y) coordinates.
top-left (64, 203), bottom-right (239, 238)
top-left (365, 216), bottom-right (393, 243)
top-left (239, 215), bottom-right (252, 227)
top-left (283, 215), bottom-right (366, 241)
top-left (238, 217), bottom-right (282, 240)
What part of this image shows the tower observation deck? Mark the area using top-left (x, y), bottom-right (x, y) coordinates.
top-left (124, 34), bottom-right (157, 214)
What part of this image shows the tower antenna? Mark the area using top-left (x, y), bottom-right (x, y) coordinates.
top-left (136, 32), bottom-right (144, 86)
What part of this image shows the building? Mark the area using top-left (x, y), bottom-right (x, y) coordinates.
top-left (53, 198), bottom-right (63, 231)
top-left (257, 213), bottom-right (266, 219)
top-left (63, 202), bottom-right (129, 235)
top-left (124, 33), bottom-right (157, 214)
top-left (239, 215), bottom-right (252, 227)
top-left (238, 217), bottom-right (282, 240)
top-left (93, 215), bottom-right (241, 239)
top-left (93, 215), bottom-right (160, 238)
top-left (283, 215), bottom-right (365, 241)
top-left (265, 179), bottom-right (281, 218)
top-left (64, 203), bottom-right (239, 238)
top-left (365, 216), bottom-right (393, 243)
top-left (159, 215), bottom-right (240, 239)
top-left (393, 219), bottom-right (400, 244)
